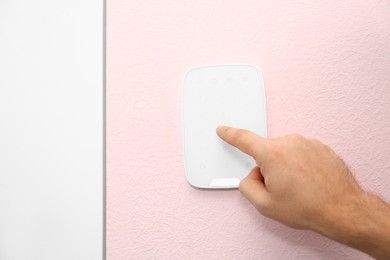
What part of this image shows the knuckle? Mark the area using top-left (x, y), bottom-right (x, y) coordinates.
top-left (232, 128), bottom-right (247, 140)
top-left (287, 133), bottom-right (304, 141)
top-left (309, 137), bottom-right (322, 145)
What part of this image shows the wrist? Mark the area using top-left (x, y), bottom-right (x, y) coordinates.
top-left (315, 191), bottom-right (390, 259)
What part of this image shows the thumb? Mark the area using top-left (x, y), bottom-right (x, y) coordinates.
top-left (239, 167), bottom-right (269, 209)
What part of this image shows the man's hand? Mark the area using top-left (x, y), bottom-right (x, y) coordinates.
top-left (216, 125), bottom-right (390, 260)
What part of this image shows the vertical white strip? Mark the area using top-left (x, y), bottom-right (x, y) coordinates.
top-left (0, 1), bottom-right (104, 259)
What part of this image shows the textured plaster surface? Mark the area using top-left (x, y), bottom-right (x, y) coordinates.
top-left (107, 1), bottom-right (390, 259)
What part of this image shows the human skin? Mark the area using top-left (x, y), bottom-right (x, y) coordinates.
top-left (216, 126), bottom-right (390, 260)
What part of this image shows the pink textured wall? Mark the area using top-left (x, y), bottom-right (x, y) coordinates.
top-left (107, 1), bottom-right (390, 259)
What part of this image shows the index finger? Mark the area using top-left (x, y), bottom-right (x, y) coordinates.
top-left (216, 125), bottom-right (270, 162)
